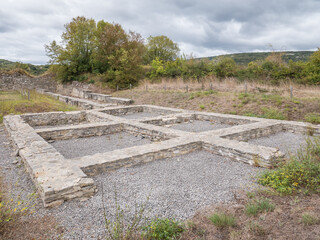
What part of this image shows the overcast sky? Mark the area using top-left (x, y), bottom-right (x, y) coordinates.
top-left (1, 0), bottom-right (319, 65)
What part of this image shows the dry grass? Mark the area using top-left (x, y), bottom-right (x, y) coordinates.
top-left (139, 77), bottom-right (320, 99)
top-left (113, 87), bottom-right (320, 122)
top-left (0, 90), bottom-right (78, 123)
top-left (180, 191), bottom-right (320, 240)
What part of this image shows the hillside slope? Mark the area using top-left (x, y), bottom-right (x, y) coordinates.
top-left (204, 51), bottom-right (314, 65)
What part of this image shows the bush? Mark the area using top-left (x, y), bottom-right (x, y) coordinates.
top-left (209, 212), bottom-right (237, 228)
top-left (142, 218), bottom-right (184, 240)
top-left (258, 138), bottom-right (320, 194)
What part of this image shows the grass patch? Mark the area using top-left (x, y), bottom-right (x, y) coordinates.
top-left (142, 218), bottom-right (184, 240)
top-left (258, 138), bottom-right (320, 194)
top-left (301, 213), bottom-right (319, 225)
top-left (209, 212), bottom-right (237, 228)
top-left (261, 94), bottom-right (283, 106)
top-left (199, 104), bottom-right (205, 110)
top-left (260, 107), bottom-right (285, 120)
top-left (0, 90), bottom-right (78, 123)
top-left (304, 112), bottom-right (320, 124)
top-left (245, 198), bottom-right (275, 216)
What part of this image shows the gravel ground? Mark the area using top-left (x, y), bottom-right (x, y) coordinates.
top-left (0, 126), bottom-right (262, 239)
top-left (169, 120), bottom-right (232, 132)
top-left (50, 132), bottom-right (151, 159)
top-left (120, 112), bottom-right (167, 119)
top-left (248, 131), bottom-right (309, 155)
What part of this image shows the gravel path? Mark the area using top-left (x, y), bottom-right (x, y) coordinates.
top-left (50, 132), bottom-right (151, 159)
top-left (0, 126), bottom-right (261, 239)
top-left (120, 112), bottom-right (166, 119)
top-left (248, 131), bottom-right (309, 155)
top-left (169, 120), bottom-right (232, 132)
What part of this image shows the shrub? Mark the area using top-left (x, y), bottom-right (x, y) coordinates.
top-left (258, 138), bottom-right (320, 194)
top-left (209, 212), bottom-right (237, 228)
top-left (142, 218), bottom-right (184, 240)
top-left (245, 198), bottom-right (275, 216)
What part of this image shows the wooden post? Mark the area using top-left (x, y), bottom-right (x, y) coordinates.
top-left (116, 85), bottom-right (119, 91)
top-left (27, 90), bottom-right (30, 101)
top-left (145, 85), bottom-right (148, 91)
top-left (290, 85), bottom-right (293, 99)
top-left (130, 83), bottom-right (132, 89)
top-left (186, 85), bottom-right (188, 93)
top-left (210, 82), bottom-right (213, 91)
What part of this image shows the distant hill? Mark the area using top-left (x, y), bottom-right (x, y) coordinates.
top-left (204, 51), bottom-right (315, 65)
top-left (0, 59), bottom-right (50, 75)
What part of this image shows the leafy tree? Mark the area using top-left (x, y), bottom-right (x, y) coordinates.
top-left (95, 22), bottom-right (145, 88)
top-left (45, 17), bottom-right (145, 87)
top-left (214, 57), bottom-right (237, 79)
top-left (144, 35), bottom-right (179, 63)
top-left (304, 48), bottom-right (320, 84)
top-left (45, 16), bottom-right (96, 81)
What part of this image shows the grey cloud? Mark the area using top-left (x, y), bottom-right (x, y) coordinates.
top-left (0, 0), bottom-right (319, 64)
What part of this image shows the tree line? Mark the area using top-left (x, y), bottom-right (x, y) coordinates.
top-left (46, 16), bottom-right (320, 88)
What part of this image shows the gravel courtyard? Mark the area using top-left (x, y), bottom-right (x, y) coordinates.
top-left (0, 126), bottom-right (262, 239)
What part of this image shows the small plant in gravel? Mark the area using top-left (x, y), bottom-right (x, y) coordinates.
top-left (0, 186), bottom-right (37, 233)
top-left (102, 187), bottom-right (148, 240)
top-left (245, 198), bottom-right (275, 216)
top-left (209, 212), bottom-right (237, 228)
top-left (301, 212), bottom-right (319, 225)
top-left (258, 138), bottom-right (320, 194)
top-left (142, 218), bottom-right (184, 240)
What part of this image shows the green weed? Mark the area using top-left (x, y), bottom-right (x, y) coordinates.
top-left (209, 212), bottom-right (237, 228)
top-left (142, 218), bottom-right (184, 240)
top-left (258, 138), bottom-right (320, 194)
top-left (245, 198), bottom-right (275, 216)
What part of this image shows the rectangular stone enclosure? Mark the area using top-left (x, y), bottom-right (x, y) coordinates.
top-left (4, 97), bottom-right (320, 207)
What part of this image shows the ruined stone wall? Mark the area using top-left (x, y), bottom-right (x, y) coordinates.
top-left (0, 72), bottom-right (57, 91)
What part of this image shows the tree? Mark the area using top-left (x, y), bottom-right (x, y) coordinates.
top-left (144, 35), bottom-right (179, 63)
top-left (214, 57), bottom-right (237, 79)
top-left (94, 22), bottom-right (145, 88)
top-left (304, 48), bottom-right (320, 84)
top-left (45, 17), bottom-right (145, 87)
top-left (45, 16), bottom-right (97, 81)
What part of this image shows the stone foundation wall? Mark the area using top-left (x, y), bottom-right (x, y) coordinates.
top-left (21, 111), bottom-right (87, 127)
top-left (0, 72), bottom-right (57, 91)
